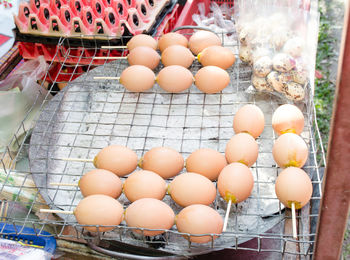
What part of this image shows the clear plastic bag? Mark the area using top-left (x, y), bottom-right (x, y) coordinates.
top-left (235, 0), bottom-right (319, 102)
top-left (0, 56), bottom-right (50, 155)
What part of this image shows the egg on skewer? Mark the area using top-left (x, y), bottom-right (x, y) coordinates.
top-left (188, 30), bottom-right (222, 55)
top-left (197, 46), bottom-right (236, 69)
top-left (186, 148), bottom-right (227, 181)
top-left (272, 133), bottom-right (308, 168)
top-left (225, 133), bottom-right (259, 167)
top-left (194, 66), bottom-right (230, 94)
top-left (275, 167), bottom-right (313, 239)
top-left (272, 104), bottom-right (305, 136)
top-left (168, 172), bottom-right (216, 207)
top-left (139, 147), bottom-right (184, 179)
top-left (175, 204), bottom-right (223, 243)
top-left (161, 45), bottom-right (195, 68)
top-left (157, 65), bottom-right (194, 93)
top-left (158, 32), bottom-right (188, 52)
top-left (217, 163), bottom-right (254, 231)
top-left (93, 145), bottom-right (138, 177)
top-left (41, 195), bottom-right (124, 232)
top-left (124, 198), bottom-right (175, 236)
top-left (233, 104), bottom-right (265, 139)
top-left (123, 170), bottom-right (167, 202)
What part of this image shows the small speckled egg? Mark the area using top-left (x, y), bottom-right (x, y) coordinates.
top-left (157, 65), bottom-right (194, 93)
top-left (127, 34), bottom-right (158, 51)
top-left (168, 172), bottom-right (216, 207)
top-left (275, 167), bottom-right (312, 209)
top-left (158, 32), bottom-right (188, 52)
top-left (272, 133), bottom-right (308, 168)
top-left (239, 24), bottom-right (254, 45)
top-left (284, 82), bottom-right (305, 101)
top-left (283, 37), bottom-right (304, 57)
top-left (79, 169), bottom-right (122, 198)
top-left (125, 198), bottom-right (175, 236)
top-left (120, 65), bottom-right (155, 92)
top-left (140, 147), bottom-right (184, 179)
top-left (198, 46), bottom-right (236, 69)
top-left (123, 170), bottom-right (167, 202)
top-left (225, 133), bottom-right (259, 167)
top-left (217, 162), bottom-right (254, 203)
top-left (194, 66), bottom-right (230, 94)
top-left (252, 75), bottom-right (273, 92)
top-left (189, 31), bottom-right (222, 55)
top-left (74, 194), bottom-right (123, 232)
top-left (175, 204), bottom-right (223, 243)
top-left (186, 148), bottom-right (227, 181)
top-left (253, 56), bottom-right (272, 77)
top-left (272, 104), bottom-right (305, 136)
top-left (127, 46), bottom-right (160, 70)
top-left (239, 45), bottom-right (252, 63)
top-left (266, 71), bottom-right (285, 93)
top-left (161, 45), bottom-right (195, 68)
top-left (233, 104), bottom-right (265, 138)
top-left (290, 64), bottom-right (308, 85)
top-left (273, 53), bottom-right (296, 73)
top-left (93, 145), bottom-right (138, 177)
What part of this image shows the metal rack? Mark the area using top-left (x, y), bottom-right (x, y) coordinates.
top-left (0, 32), bottom-right (325, 258)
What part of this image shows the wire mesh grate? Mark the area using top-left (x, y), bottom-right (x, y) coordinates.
top-left (0, 33), bottom-right (325, 257)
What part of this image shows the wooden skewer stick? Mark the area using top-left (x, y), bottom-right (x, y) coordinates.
top-left (40, 209), bottom-right (74, 214)
top-left (93, 56), bottom-right (128, 60)
top-left (50, 183), bottom-right (79, 186)
top-left (291, 202), bottom-right (297, 239)
top-left (93, 76), bottom-right (120, 80)
top-left (55, 157), bottom-right (94, 163)
top-left (223, 199), bottom-right (232, 232)
top-left (101, 46), bottom-right (128, 49)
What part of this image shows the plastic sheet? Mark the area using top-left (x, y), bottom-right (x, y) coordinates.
top-left (235, 0), bottom-right (319, 102)
top-left (0, 56), bottom-right (50, 154)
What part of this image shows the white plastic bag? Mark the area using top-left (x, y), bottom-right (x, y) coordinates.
top-left (0, 56), bottom-right (50, 154)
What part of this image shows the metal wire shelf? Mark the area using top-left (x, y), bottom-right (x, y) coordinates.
top-left (0, 32), bottom-right (325, 258)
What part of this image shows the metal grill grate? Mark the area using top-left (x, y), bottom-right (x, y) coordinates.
top-left (0, 33), bottom-right (325, 257)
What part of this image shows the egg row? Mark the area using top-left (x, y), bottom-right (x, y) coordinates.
top-left (125, 44), bottom-right (235, 70)
top-left (120, 64), bottom-right (230, 94)
top-left (127, 31), bottom-right (223, 57)
top-left (74, 195), bottom-right (223, 243)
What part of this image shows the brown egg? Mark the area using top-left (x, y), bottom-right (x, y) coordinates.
top-left (217, 163), bottom-right (254, 203)
top-left (140, 147), bottom-right (184, 179)
top-left (194, 66), bottom-right (230, 94)
top-left (233, 104), bottom-right (265, 138)
top-left (176, 204), bottom-right (223, 243)
top-left (93, 145), bottom-right (138, 177)
top-left (225, 133), bottom-right (259, 167)
top-left (275, 167), bottom-right (312, 209)
top-left (125, 198), bottom-right (175, 236)
top-left (158, 32), bottom-right (188, 52)
top-left (120, 65), bottom-right (155, 92)
top-left (198, 46), bottom-right (236, 69)
top-left (168, 172), bottom-right (216, 207)
top-left (74, 194), bottom-right (123, 232)
top-left (127, 34), bottom-right (158, 51)
top-left (79, 169), bottom-right (122, 198)
top-left (157, 65), bottom-right (194, 93)
top-left (123, 170), bottom-right (167, 202)
top-left (161, 45), bottom-right (195, 68)
top-left (127, 46), bottom-right (160, 70)
top-left (272, 104), bottom-right (305, 136)
top-left (272, 133), bottom-right (308, 168)
top-left (188, 31), bottom-right (221, 55)
top-left (186, 148), bottom-right (227, 181)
